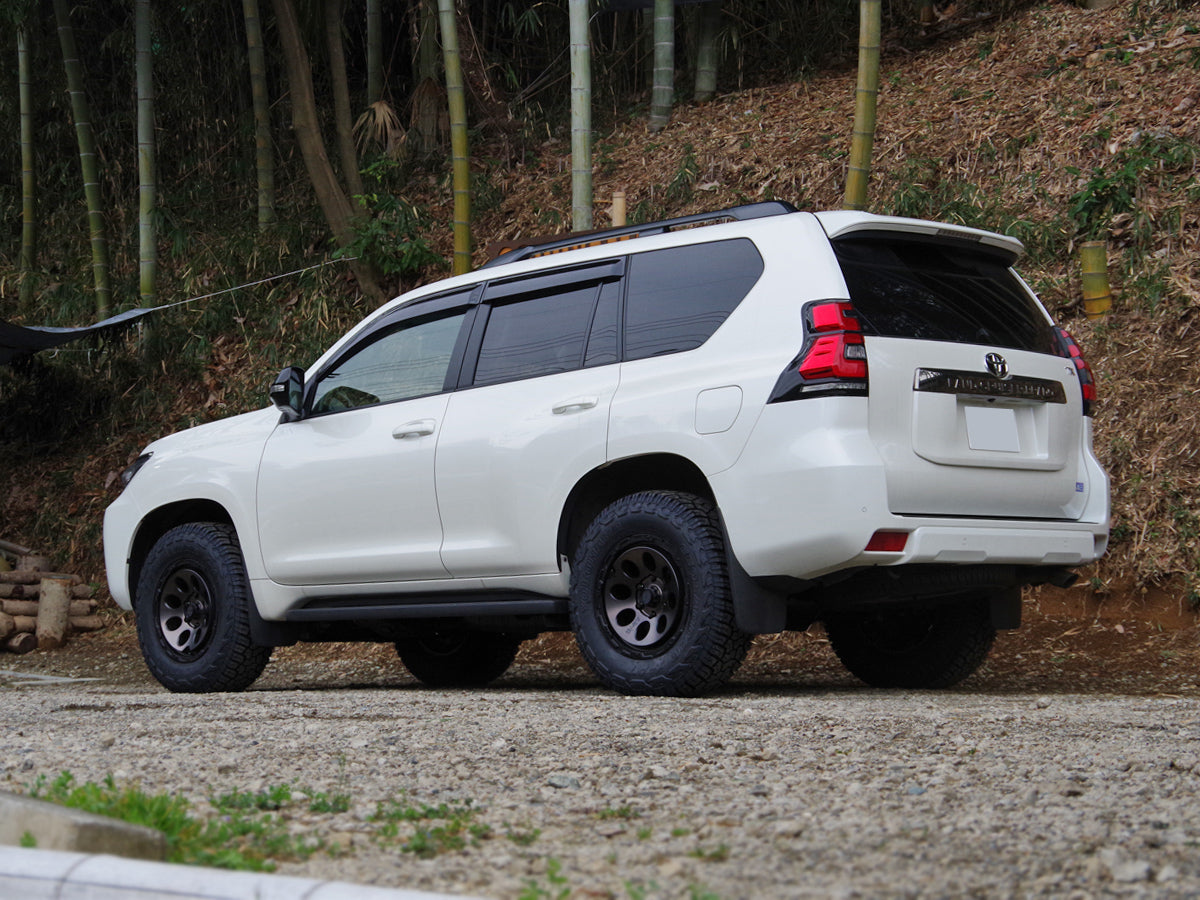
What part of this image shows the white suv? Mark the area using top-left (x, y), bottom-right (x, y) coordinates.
top-left (104, 203), bottom-right (1109, 696)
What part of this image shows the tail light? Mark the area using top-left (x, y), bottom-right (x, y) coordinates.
top-left (769, 300), bottom-right (868, 402)
top-left (1053, 328), bottom-right (1096, 416)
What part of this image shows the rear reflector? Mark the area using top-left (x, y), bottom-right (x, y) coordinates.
top-left (865, 531), bottom-right (909, 553)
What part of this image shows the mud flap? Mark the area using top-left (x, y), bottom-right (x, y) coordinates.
top-left (990, 586), bottom-right (1022, 631)
top-left (725, 548), bottom-right (787, 634)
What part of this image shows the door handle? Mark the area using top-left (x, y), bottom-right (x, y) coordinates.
top-left (552, 397), bottom-right (599, 415)
top-left (392, 419), bottom-right (436, 439)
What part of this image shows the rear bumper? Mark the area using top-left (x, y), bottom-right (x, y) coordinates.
top-left (711, 399), bottom-right (1109, 580)
top-left (836, 521), bottom-right (1107, 572)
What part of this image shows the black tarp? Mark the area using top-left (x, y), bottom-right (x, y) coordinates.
top-left (0, 307), bottom-right (157, 366)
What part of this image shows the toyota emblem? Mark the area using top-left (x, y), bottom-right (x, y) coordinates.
top-left (985, 352), bottom-right (1009, 379)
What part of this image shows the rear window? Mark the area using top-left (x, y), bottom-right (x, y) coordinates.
top-left (832, 235), bottom-right (1056, 354)
top-left (623, 239), bottom-right (764, 360)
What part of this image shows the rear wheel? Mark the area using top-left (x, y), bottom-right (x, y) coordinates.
top-left (135, 522), bottom-right (271, 693)
top-left (395, 631), bottom-right (523, 687)
top-left (569, 491), bottom-right (751, 697)
top-left (823, 595), bottom-right (995, 689)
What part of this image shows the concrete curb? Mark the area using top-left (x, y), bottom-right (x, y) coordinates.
top-left (0, 790), bottom-right (166, 859)
top-left (0, 846), bottom-right (489, 900)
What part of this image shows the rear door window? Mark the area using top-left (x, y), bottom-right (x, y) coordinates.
top-left (468, 260), bottom-right (624, 387)
top-left (623, 238), bottom-right (764, 361)
top-left (472, 285), bottom-right (598, 386)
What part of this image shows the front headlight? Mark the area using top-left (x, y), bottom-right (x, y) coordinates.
top-left (119, 452), bottom-right (153, 489)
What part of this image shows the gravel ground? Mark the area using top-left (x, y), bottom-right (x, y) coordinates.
top-left (4, 618), bottom-right (1200, 899)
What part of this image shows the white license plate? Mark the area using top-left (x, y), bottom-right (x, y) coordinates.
top-left (964, 405), bottom-right (1020, 453)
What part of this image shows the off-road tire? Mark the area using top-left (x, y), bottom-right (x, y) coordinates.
top-left (569, 491), bottom-right (751, 697)
top-left (823, 595), bottom-right (996, 689)
top-left (134, 522), bottom-right (271, 693)
top-left (395, 632), bottom-right (523, 687)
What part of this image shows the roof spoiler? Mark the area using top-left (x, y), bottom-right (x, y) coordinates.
top-left (481, 201), bottom-right (799, 268)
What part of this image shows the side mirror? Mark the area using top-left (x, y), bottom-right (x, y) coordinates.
top-left (270, 366), bottom-right (305, 422)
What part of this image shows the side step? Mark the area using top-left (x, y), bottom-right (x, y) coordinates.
top-left (286, 593), bottom-right (566, 623)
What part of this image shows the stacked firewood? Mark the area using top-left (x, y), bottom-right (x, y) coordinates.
top-left (0, 543), bottom-right (103, 654)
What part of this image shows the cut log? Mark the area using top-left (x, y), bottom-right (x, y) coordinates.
top-left (0, 583), bottom-right (95, 600)
top-left (0, 539), bottom-right (36, 556)
top-left (0, 611), bottom-right (13, 640)
top-left (12, 615), bottom-right (36, 633)
top-left (18, 555), bottom-right (51, 572)
top-left (2, 599), bottom-right (96, 618)
top-left (5, 632), bottom-right (38, 654)
top-left (69, 615), bottom-right (105, 632)
top-left (0, 600), bottom-right (36, 616)
top-left (0, 571), bottom-right (82, 585)
top-left (36, 577), bottom-right (73, 650)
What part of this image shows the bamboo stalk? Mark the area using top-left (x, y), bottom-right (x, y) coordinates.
top-left (1080, 241), bottom-right (1113, 319)
top-left (844, 0), bottom-right (882, 211)
top-left (611, 190), bottom-right (627, 227)
top-left (136, 0), bottom-right (157, 307)
top-left (242, 0), bottom-right (276, 228)
top-left (367, 0), bottom-right (383, 105)
top-left (439, 0), bottom-right (472, 274)
top-left (18, 26), bottom-right (36, 305)
top-left (648, 0), bottom-right (674, 133)
top-left (570, 0), bottom-right (593, 231)
top-left (53, 0), bottom-right (112, 318)
top-left (693, 0), bottom-right (721, 103)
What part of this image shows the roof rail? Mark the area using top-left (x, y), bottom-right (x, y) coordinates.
top-left (480, 200), bottom-right (799, 268)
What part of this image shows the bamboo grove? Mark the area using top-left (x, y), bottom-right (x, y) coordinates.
top-left (1, 0), bottom-right (942, 317)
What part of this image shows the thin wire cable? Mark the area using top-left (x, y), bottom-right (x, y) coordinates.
top-left (158, 256), bottom-right (356, 311)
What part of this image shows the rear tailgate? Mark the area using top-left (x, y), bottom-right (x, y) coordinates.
top-left (825, 221), bottom-right (1091, 520)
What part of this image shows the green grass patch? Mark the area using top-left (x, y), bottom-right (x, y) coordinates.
top-left (369, 795), bottom-right (487, 857)
top-left (29, 772), bottom-right (322, 872)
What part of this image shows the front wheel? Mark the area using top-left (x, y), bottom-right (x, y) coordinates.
top-left (823, 595), bottom-right (996, 689)
top-left (134, 522), bottom-right (271, 693)
top-left (569, 491), bottom-right (751, 697)
top-left (395, 631), bottom-right (523, 687)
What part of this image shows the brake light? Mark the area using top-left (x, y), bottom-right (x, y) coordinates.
top-left (809, 301), bottom-right (859, 333)
top-left (1053, 328), bottom-right (1096, 416)
top-left (768, 300), bottom-right (869, 402)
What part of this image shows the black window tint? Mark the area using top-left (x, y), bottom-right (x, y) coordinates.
top-left (833, 237), bottom-right (1055, 353)
top-left (584, 280), bottom-right (620, 367)
top-left (623, 239), bottom-right (764, 361)
top-left (310, 311), bottom-right (466, 414)
top-left (473, 285), bottom-right (597, 386)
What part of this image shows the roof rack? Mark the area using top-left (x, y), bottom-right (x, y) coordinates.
top-left (480, 200), bottom-right (799, 268)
